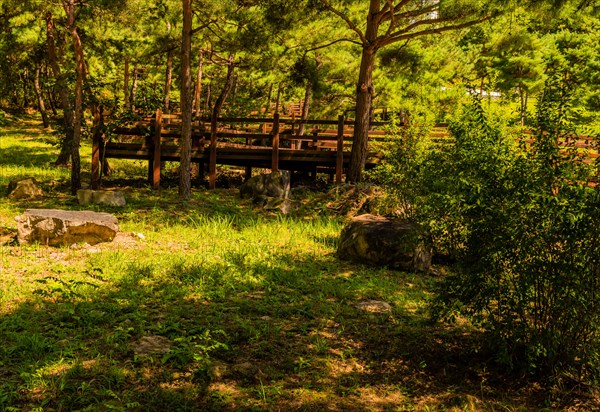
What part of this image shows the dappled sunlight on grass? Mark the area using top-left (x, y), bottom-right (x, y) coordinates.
top-left (0, 117), bottom-right (596, 410)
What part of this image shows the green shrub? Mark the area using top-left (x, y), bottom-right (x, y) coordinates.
top-left (429, 79), bottom-right (600, 382)
top-left (366, 117), bottom-right (433, 219)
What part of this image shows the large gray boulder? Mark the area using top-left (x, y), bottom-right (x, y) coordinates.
top-left (15, 209), bottom-right (118, 246)
top-left (337, 214), bottom-right (431, 272)
top-left (240, 170), bottom-right (290, 200)
top-left (7, 177), bottom-right (44, 200)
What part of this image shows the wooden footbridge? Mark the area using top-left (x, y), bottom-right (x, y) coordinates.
top-left (91, 110), bottom-right (403, 189)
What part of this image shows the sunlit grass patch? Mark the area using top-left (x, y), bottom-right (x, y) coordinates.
top-left (0, 117), bottom-right (587, 411)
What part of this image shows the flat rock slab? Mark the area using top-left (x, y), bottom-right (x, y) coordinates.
top-left (133, 336), bottom-right (172, 357)
top-left (77, 189), bottom-right (126, 207)
top-left (15, 209), bottom-right (119, 246)
top-left (356, 300), bottom-right (392, 314)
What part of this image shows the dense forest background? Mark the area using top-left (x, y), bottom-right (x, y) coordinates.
top-left (1, 0), bottom-right (598, 151)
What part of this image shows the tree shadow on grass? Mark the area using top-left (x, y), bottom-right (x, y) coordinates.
top-left (2, 243), bottom-right (595, 411)
top-left (0, 146), bottom-right (58, 169)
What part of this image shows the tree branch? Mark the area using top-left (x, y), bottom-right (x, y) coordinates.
top-left (382, 0), bottom-right (397, 37)
top-left (318, 0), bottom-right (367, 45)
top-left (380, 15), bottom-right (493, 47)
top-left (304, 37), bottom-right (362, 54)
top-left (393, 4), bottom-right (439, 20)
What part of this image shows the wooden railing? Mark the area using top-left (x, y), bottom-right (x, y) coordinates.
top-left (522, 131), bottom-right (599, 164)
top-left (91, 110), bottom-right (390, 189)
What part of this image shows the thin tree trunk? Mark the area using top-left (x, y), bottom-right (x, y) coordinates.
top-left (264, 83), bottom-right (273, 113)
top-left (232, 75), bottom-right (238, 102)
top-left (204, 82), bottom-right (211, 112)
top-left (64, 0), bottom-right (85, 194)
top-left (46, 87), bottom-right (58, 116)
top-left (212, 60), bottom-right (236, 120)
top-left (45, 63), bottom-right (58, 117)
top-left (274, 82), bottom-right (282, 115)
top-left (124, 57), bottom-right (130, 110)
top-left (22, 68), bottom-right (30, 108)
top-left (179, 0), bottom-right (193, 198)
top-left (193, 50), bottom-right (203, 116)
top-left (131, 66), bottom-right (139, 112)
top-left (33, 64), bottom-right (50, 128)
top-left (209, 55), bottom-right (236, 189)
top-left (164, 50), bottom-right (173, 113)
top-left (296, 80), bottom-right (312, 138)
top-left (46, 11), bottom-right (74, 165)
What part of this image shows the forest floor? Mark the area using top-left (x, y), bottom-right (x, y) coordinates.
top-left (0, 115), bottom-right (598, 411)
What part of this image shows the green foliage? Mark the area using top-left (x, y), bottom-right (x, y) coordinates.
top-left (366, 117), bottom-right (433, 219)
top-left (0, 109), bottom-right (7, 126)
top-left (429, 88), bottom-right (600, 381)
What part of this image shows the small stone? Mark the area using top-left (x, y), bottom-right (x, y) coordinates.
top-left (356, 300), bottom-right (392, 314)
top-left (133, 335), bottom-right (172, 357)
top-left (70, 242), bottom-right (91, 250)
top-left (7, 178), bottom-right (43, 200)
top-left (231, 361), bottom-right (259, 379)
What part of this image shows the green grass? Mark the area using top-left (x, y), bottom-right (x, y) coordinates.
top-left (0, 116), bottom-right (596, 411)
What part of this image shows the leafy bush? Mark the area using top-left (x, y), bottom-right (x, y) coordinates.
top-left (366, 117), bottom-right (434, 219)
top-left (429, 78), bottom-right (600, 382)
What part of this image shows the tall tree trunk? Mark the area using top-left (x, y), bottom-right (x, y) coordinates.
top-left (131, 66), bottom-right (139, 112)
top-left (46, 11), bottom-right (74, 165)
top-left (296, 80), bottom-right (312, 138)
top-left (348, 0), bottom-right (379, 183)
top-left (33, 64), bottom-right (50, 128)
top-left (232, 75), bottom-right (238, 102)
top-left (348, 45), bottom-right (376, 182)
top-left (164, 50), bottom-right (174, 113)
top-left (193, 50), bottom-right (203, 116)
top-left (46, 87), bottom-right (58, 116)
top-left (179, 0), bottom-right (193, 198)
top-left (124, 57), bottom-right (130, 110)
top-left (212, 59), bottom-right (236, 122)
top-left (274, 82), bottom-right (282, 115)
top-left (64, 0), bottom-right (85, 194)
top-left (22, 68), bottom-right (30, 108)
top-left (264, 83), bottom-right (273, 113)
top-left (209, 55), bottom-right (236, 189)
top-left (205, 82), bottom-right (211, 112)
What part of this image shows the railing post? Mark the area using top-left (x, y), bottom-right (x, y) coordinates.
top-left (336, 114), bottom-right (345, 184)
top-left (91, 107), bottom-right (103, 189)
top-left (245, 131), bottom-right (252, 180)
top-left (209, 115), bottom-right (217, 189)
top-left (271, 113), bottom-right (280, 172)
top-left (152, 109), bottom-right (162, 190)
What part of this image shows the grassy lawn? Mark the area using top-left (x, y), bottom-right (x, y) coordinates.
top-left (0, 116), bottom-right (596, 411)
